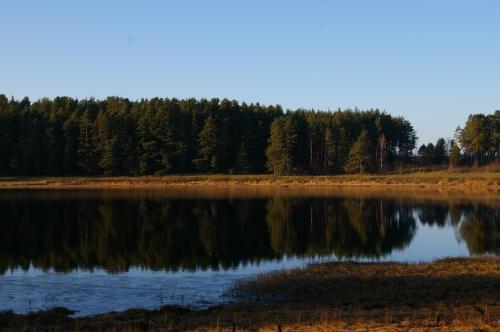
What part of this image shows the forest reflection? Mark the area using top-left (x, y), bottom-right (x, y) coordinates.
top-left (0, 194), bottom-right (497, 274)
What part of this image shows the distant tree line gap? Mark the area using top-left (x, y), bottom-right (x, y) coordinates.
top-left (0, 94), bottom-right (497, 175)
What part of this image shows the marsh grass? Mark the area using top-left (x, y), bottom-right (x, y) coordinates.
top-left (231, 257), bottom-right (500, 305)
top-left (1, 258), bottom-right (498, 331)
top-left (0, 169), bottom-right (498, 190)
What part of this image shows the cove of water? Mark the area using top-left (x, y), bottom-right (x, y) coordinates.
top-left (0, 189), bottom-right (497, 316)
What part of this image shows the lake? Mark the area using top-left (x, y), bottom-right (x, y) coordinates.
top-left (0, 189), bottom-right (497, 316)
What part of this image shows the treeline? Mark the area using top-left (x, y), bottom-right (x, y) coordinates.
top-left (0, 94), bottom-right (497, 175)
top-left (0, 95), bottom-right (281, 175)
top-left (0, 94), bottom-right (418, 175)
top-left (265, 110), bottom-right (416, 174)
top-left (454, 111), bottom-right (499, 166)
top-left (417, 111), bottom-right (499, 168)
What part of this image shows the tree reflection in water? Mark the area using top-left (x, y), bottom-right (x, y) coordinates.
top-left (0, 193), bottom-right (497, 274)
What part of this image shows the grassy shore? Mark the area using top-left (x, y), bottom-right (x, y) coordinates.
top-left (0, 170), bottom-right (498, 190)
top-left (1, 258), bottom-right (498, 331)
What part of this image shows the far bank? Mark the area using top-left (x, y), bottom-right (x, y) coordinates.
top-left (0, 170), bottom-right (497, 191)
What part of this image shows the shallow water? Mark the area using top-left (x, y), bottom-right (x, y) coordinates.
top-left (0, 189), bottom-right (497, 316)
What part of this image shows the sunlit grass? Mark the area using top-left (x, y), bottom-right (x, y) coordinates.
top-left (0, 169), bottom-right (498, 184)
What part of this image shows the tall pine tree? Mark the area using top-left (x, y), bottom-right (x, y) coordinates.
top-left (194, 115), bottom-right (219, 172)
top-left (266, 116), bottom-right (298, 175)
top-left (345, 130), bottom-right (372, 174)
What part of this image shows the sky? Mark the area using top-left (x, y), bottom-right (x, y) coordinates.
top-left (1, 1), bottom-right (499, 144)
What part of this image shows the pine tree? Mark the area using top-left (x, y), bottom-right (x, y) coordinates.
top-left (19, 100), bottom-right (47, 174)
top-left (345, 130), bottom-right (372, 174)
top-left (139, 139), bottom-right (160, 174)
top-left (78, 111), bottom-right (99, 174)
top-left (417, 144), bottom-right (427, 165)
top-left (434, 138), bottom-right (446, 165)
top-left (324, 129), bottom-right (336, 172)
top-left (63, 112), bottom-right (81, 174)
top-left (236, 139), bottom-right (251, 173)
top-left (449, 142), bottom-right (461, 168)
top-left (459, 114), bottom-right (490, 165)
top-left (99, 135), bottom-right (120, 175)
top-left (236, 130), bottom-right (256, 173)
top-left (336, 128), bottom-right (350, 172)
top-left (194, 115), bottom-right (219, 172)
top-left (0, 95), bottom-right (19, 174)
top-left (425, 143), bottom-right (435, 165)
top-left (266, 116), bottom-right (297, 175)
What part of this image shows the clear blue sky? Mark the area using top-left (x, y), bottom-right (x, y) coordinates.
top-left (1, 1), bottom-right (499, 144)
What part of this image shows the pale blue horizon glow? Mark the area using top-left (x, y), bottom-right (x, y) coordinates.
top-left (1, 1), bottom-right (499, 144)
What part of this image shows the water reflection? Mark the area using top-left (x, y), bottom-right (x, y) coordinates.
top-left (0, 191), bottom-right (497, 274)
top-left (459, 206), bottom-right (499, 255)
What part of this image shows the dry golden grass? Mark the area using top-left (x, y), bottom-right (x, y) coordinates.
top-left (0, 170), bottom-right (498, 191)
top-left (1, 258), bottom-right (498, 331)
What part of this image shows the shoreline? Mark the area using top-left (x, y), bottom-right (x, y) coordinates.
top-left (1, 257), bottom-right (498, 331)
top-left (0, 171), bottom-right (498, 191)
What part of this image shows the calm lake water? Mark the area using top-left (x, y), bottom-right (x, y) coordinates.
top-left (0, 189), bottom-right (498, 316)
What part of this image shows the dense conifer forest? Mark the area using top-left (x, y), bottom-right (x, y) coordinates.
top-left (0, 94), bottom-right (497, 175)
